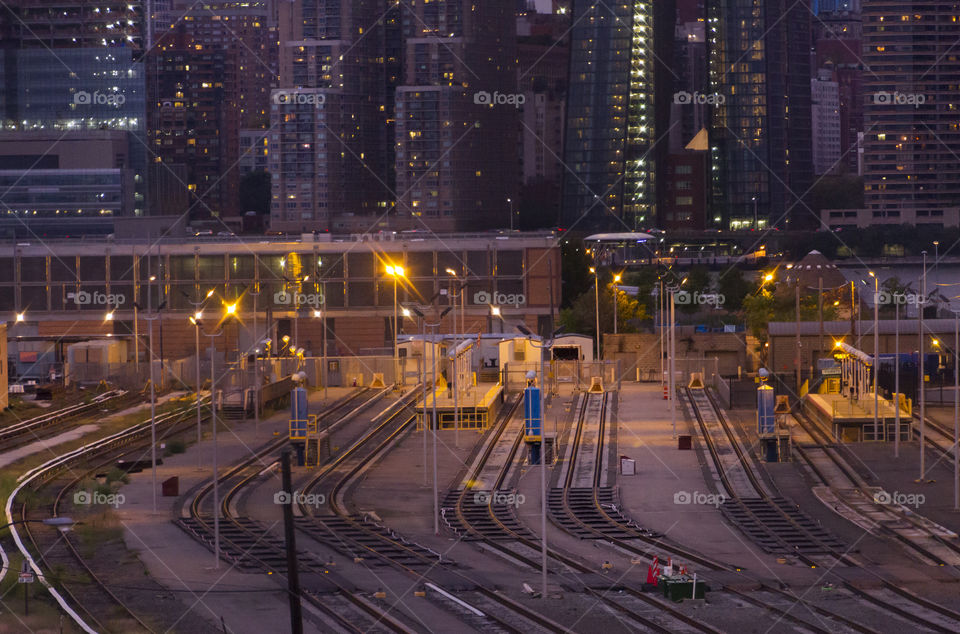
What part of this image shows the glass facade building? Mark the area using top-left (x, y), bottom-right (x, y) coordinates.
top-left (707, 0), bottom-right (813, 229)
top-left (562, 1), bottom-right (655, 231)
top-left (0, 0), bottom-right (148, 217)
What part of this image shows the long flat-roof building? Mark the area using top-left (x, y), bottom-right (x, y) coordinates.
top-left (0, 232), bottom-right (560, 364)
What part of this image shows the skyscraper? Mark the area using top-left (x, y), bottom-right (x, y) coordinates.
top-left (269, 0), bottom-right (393, 233)
top-left (812, 69), bottom-right (842, 175)
top-left (861, 0), bottom-right (960, 219)
top-left (561, 1), bottom-right (656, 231)
top-left (708, 0), bottom-right (814, 229)
top-left (393, 0), bottom-right (518, 232)
top-left (0, 0), bottom-right (147, 221)
top-left (148, 0), bottom-right (274, 219)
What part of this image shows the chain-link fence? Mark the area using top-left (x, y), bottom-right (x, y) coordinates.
top-left (503, 360), bottom-right (621, 393)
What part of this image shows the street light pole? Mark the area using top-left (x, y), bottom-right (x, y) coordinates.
top-left (431, 321), bottom-right (439, 536)
top-left (147, 272), bottom-right (157, 513)
top-left (668, 285), bottom-right (678, 439)
top-left (591, 267), bottom-right (599, 359)
top-left (209, 329), bottom-right (222, 568)
top-left (393, 273), bottom-right (399, 386)
top-left (895, 301), bottom-right (900, 458)
top-left (612, 274), bottom-right (621, 335)
top-left (195, 314), bottom-right (202, 470)
top-left (871, 272), bottom-right (879, 439)
top-left (919, 250), bottom-right (927, 482)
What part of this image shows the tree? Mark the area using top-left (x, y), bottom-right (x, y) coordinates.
top-left (716, 268), bottom-right (753, 311)
top-left (238, 170), bottom-right (271, 215)
top-left (558, 273), bottom-right (648, 337)
top-left (561, 238), bottom-right (593, 308)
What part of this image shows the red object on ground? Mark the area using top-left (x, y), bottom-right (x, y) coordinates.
top-left (663, 385), bottom-right (668, 400)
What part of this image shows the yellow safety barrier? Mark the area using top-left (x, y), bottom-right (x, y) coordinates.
top-left (588, 376), bottom-right (604, 393)
top-left (369, 373), bottom-right (386, 388)
top-left (687, 373), bottom-right (704, 389)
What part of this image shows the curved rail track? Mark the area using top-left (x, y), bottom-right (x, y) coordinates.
top-left (792, 408), bottom-right (960, 566)
top-left (0, 389), bottom-right (130, 451)
top-left (293, 389), bottom-right (571, 633)
top-left (5, 396), bottom-right (206, 633)
top-left (687, 386), bottom-right (960, 630)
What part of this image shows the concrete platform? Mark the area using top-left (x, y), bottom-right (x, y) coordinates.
top-left (116, 387), bottom-right (355, 634)
top-left (418, 381), bottom-right (503, 430)
top-left (615, 383), bottom-right (819, 584)
top-left (805, 392), bottom-right (911, 442)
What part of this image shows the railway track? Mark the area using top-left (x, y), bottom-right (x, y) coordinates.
top-left (176, 387), bottom-right (425, 632)
top-left (791, 409), bottom-right (960, 566)
top-left (913, 412), bottom-right (960, 467)
top-left (6, 397), bottom-right (206, 633)
top-left (438, 390), bottom-right (729, 634)
top-left (546, 392), bottom-right (743, 571)
top-left (0, 389), bottom-right (131, 451)
top-left (686, 387), bottom-right (960, 629)
top-left (293, 389), bottom-right (571, 633)
top-left (685, 386), bottom-right (852, 567)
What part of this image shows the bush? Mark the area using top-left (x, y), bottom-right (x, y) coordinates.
top-left (166, 439), bottom-right (187, 455)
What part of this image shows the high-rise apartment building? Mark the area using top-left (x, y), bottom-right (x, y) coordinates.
top-left (0, 0), bottom-right (147, 221)
top-left (561, 1), bottom-right (656, 231)
top-left (861, 0), bottom-right (960, 219)
top-left (149, 0), bottom-right (274, 219)
top-left (516, 10), bottom-right (569, 227)
top-left (269, 0), bottom-right (393, 233)
top-left (394, 1), bottom-right (518, 232)
top-left (812, 69), bottom-right (842, 175)
top-left (815, 9), bottom-right (863, 175)
top-left (708, 0), bottom-right (814, 229)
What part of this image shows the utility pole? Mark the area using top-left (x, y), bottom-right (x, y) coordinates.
top-left (919, 250), bottom-right (927, 482)
top-left (795, 279), bottom-right (801, 395)
top-left (280, 451), bottom-right (304, 634)
top-left (895, 301), bottom-right (900, 458)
